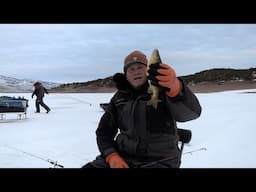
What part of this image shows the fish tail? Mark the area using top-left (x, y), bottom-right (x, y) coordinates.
top-left (147, 98), bottom-right (158, 109)
top-left (147, 90), bottom-right (161, 109)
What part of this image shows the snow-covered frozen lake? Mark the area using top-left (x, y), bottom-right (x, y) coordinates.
top-left (0, 89), bottom-right (255, 168)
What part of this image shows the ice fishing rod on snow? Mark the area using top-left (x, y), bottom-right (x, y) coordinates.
top-left (60, 95), bottom-right (93, 106)
top-left (139, 128), bottom-right (206, 168)
top-left (176, 129), bottom-right (206, 156)
top-left (4, 145), bottom-right (64, 168)
top-left (139, 128), bottom-right (191, 168)
top-left (182, 147), bottom-right (207, 155)
top-left (139, 147), bottom-right (207, 168)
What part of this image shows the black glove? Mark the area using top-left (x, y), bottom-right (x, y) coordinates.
top-left (147, 63), bottom-right (170, 91)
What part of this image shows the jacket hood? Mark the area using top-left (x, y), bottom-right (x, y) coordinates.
top-left (33, 81), bottom-right (42, 86)
top-left (112, 73), bottom-right (149, 93)
top-left (112, 73), bottom-right (132, 91)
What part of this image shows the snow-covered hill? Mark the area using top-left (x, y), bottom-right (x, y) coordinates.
top-left (0, 75), bottom-right (60, 92)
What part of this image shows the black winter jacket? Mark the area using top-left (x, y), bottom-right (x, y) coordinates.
top-left (96, 73), bottom-right (201, 164)
top-left (32, 82), bottom-right (48, 99)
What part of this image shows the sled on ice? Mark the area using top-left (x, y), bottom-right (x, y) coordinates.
top-left (0, 96), bottom-right (29, 120)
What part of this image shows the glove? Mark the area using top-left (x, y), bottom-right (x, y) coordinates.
top-left (31, 95), bottom-right (33, 99)
top-left (105, 152), bottom-right (129, 168)
top-left (148, 63), bottom-right (181, 97)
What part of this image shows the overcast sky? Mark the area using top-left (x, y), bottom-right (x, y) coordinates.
top-left (1, 24), bottom-right (256, 83)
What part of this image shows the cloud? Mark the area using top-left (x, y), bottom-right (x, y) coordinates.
top-left (0, 24), bottom-right (256, 82)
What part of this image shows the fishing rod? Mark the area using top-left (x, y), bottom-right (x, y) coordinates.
top-left (4, 145), bottom-right (64, 168)
top-left (60, 95), bottom-right (93, 106)
top-left (139, 147), bottom-right (207, 168)
top-left (183, 147), bottom-right (207, 155)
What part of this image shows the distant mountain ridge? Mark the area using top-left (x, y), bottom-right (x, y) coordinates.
top-left (1, 67), bottom-right (256, 93)
top-left (0, 75), bottom-right (60, 93)
top-left (50, 67), bottom-right (256, 93)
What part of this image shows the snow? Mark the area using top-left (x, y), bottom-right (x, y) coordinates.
top-left (0, 89), bottom-right (255, 168)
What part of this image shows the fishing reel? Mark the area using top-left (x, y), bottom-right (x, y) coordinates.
top-left (177, 128), bottom-right (192, 158)
top-left (177, 128), bottom-right (192, 144)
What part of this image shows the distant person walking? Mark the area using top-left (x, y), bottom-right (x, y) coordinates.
top-left (32, 81), bottom-right (51, 113)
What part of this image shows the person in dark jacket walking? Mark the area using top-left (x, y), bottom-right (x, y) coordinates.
top-left (32, 81), bottom-right (51, 113)
top-left (82, 50), bottom-right (202, 168)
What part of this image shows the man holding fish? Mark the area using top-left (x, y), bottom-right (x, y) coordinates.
top-left (83, 49), bottom-right (201, 168)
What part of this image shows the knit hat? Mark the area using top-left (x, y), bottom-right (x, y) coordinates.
top-left (33, 81), bottom-right (41, 86)
top-left (123, 50), bottom-right (148, 72)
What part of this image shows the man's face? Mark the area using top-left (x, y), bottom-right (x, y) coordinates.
top-left (126, 63), bottom-right (147, 89)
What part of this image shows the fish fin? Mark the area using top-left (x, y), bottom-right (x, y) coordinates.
top-left (147, 98), bottom-right (161, 109)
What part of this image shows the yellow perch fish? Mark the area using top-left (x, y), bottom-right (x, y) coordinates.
top-left (147, 49), bottom-right (162, 109)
